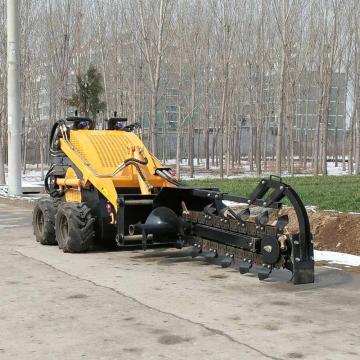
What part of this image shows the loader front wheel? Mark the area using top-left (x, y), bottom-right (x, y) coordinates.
top-left (33, 198), bottom-right (58, 245)
top-left (56, 202), bottom-right (95, 253)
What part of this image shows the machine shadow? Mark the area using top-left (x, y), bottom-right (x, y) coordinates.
top-left (132, 247), bottom-right (356, 290)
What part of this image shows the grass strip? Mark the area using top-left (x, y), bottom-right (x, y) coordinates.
top-left (185, 175), bottom-right (360, 213)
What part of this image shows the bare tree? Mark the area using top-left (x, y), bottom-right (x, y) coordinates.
top-left (212, 1), bottom-right (236, 178)
top-left (131, 0), bottom-right (170, 154)
top-left (319, 1), bottom-right (340, 175)
top-left (273, 0), bottom-right (292, 176)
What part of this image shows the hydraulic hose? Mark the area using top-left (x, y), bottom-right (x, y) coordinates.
top-left (44, 164), bottom-right (64, 197)
top-left (155, 169), bottom-right (184, 187)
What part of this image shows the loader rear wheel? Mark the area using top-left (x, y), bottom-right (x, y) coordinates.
top-left (33, 198), bottom-right (59, 245)
top-left (55, 202), bottom-right (95, 253)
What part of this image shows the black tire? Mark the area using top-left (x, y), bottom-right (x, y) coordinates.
top-left (33, 198), bottom-right (59, 245)
top-left (55, 202), bottom-right (95, 253)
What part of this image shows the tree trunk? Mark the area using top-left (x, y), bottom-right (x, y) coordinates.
top-left (0, 126), bottom-right (5, 185)
top-left (100, 45), bottom-right (110, 122)
top-left (211, 127), bottom-right (216, 167)
top-left (176, 45), bottom-right (182, 178)
top-left (248, 118), bottom-right (254, 172)
top-left (138, 0), bottom-right (167, 157)
top-left (248, 66), bottom-right (254, 173)
top-left (225, 101), bottom-right (231, 176)
top-left (348, 109), bottom-right (356, 175)
top-left (234, 123), bottom-right (239, 166)
top-left (220, 76), bottom-right (228, 178)
top-left (303, 88), bottom-right (310, 169)
top-left (40, 139), bottom-right (45, 181)
top-left (231, 116), bottom-right (235, 169)
top-left (162, 112), bottom-right (167, 163)
top-left (204, 62), bottom-right (210, 170)
top-left (276, 2), bottom-right (287, 176)
top-left (176, 103), bottom-right (181, 178)
top-left (22, 128), bottom-right (28, 175)
top-left (276, 52), bottom-right (286, 175)
top-left (255, 3), bottom-right (264, 176)
top-left (321, 5), bottom-right (338, 175)
top-left (334, 80), bottom-right (340, 167)
top-left (132, 47), bottom-right (137, 123)
top-left (356, 109), bottom-right (360, 174)
top-left (188, 75), bottom-right (196, 178)
top-left (263, 116), bottom-right (268, 171)
top-left (287, 85), bottom-right (296, 176)
top-left (314, 89), bottom-right (322, 175)
top-left (197, 125), bottom-right (201, 166)
top-left (204, 117), bottom-right (210, 170)
top-left (342, 130), bottom-right (347, 171)
top-left (220, 83), bottom-right (228, 178)
top-left (238, 125), bottom-right (242, 166)
top-left (321, 80), bottom-right (331, 175)
top-left (255, 73), bottom-right (263, 176)
top-left (150, 91), bottom-right (157, 155)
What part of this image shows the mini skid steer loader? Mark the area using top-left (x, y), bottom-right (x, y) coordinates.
top-left (33, 116), bottom-right (314, 284)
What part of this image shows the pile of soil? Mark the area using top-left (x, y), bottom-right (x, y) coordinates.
top-left (281, 208), bottom-right (360, 255)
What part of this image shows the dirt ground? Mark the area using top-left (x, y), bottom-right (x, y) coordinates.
top-left (282, 208), bottom-right (360, 255)
top-left (228, 204), bottom-right (360, 256)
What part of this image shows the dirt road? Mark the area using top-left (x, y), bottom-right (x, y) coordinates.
top-left (1, 202), bottom-right (360, 360)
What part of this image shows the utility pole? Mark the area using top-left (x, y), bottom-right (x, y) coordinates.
top-left (7, 0), bottom-right (22, 195)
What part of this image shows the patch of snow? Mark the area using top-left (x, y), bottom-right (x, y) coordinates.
top-left (6, 170), bottom-right (44, 186)
top-left (165, 159), bottom-right (350, 179)
top-left (0, 169), bottom-right (45, 199)
top-left (314, 250), bottom-right (360, 267)
top-left (3, 169), bottom-right (44, 188)
top-left (326, 162), bottom-right (348, 176)
top-left (222, 200), bottom-right (248, 207)
top-left (322, 265), bottom-right (343, 271)
top-left (0, 185), bottom-right (8, 197)
top-left (305, 206), bottom-right (318, 212)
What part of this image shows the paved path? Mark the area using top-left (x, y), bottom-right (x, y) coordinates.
top-left (0, 202), bottom-right (360, 360)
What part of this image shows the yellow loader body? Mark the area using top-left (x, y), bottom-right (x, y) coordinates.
top-left (58, 129), bottom-right (173, 211)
